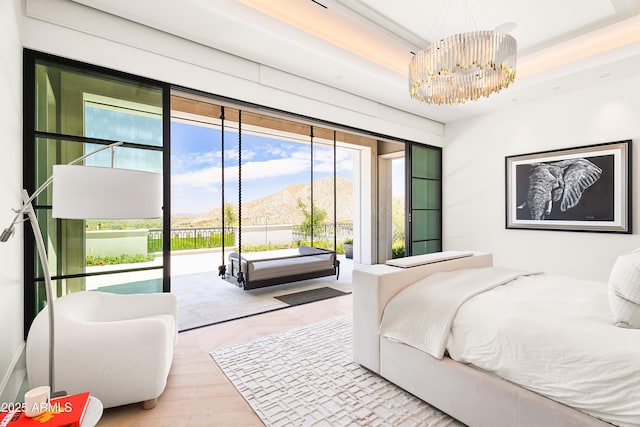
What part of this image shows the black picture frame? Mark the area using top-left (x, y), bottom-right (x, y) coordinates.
top-left (505, 140), bottom-right (632, 233)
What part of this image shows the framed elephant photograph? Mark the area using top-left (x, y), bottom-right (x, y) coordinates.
top-left (505, 140), bottom-right (631, 233)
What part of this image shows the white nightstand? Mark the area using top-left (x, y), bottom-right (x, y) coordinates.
top-left (82, 396), bottom-right (103, 427)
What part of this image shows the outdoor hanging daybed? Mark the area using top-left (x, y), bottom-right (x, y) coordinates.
top-left (228, 245), bottom-right (339, 290)
top-left (218, 108), bottom-right (342, 290)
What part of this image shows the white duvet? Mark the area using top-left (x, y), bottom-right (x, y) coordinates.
top-left (379, 267), bottom-right (535, 359)
top-left (383, 269), bottom-right (640, 427)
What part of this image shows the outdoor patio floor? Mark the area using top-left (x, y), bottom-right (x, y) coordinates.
top-left (171, 251), bottom-right (357, 331)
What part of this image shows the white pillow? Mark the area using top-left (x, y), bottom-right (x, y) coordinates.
top-left (608, 250), bottom-right (640, 328)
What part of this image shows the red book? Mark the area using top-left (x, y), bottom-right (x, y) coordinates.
top-left (0, 392), bottom-right (90, 427)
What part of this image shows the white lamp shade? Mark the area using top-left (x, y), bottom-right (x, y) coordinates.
top-left (52, 165), bottom-right (162, 219)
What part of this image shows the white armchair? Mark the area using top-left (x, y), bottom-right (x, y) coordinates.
top-left (26, 291), bottom-right (177, 409)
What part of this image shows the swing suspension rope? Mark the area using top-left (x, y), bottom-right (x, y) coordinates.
top-left (310, 126), bottom-right (314, 246)
top-left (236, 110), bottom-right (245, 286)
top-left (218, 106), bottom-right (226, 278)
top-left (333, 130), bottom-right (340, 274)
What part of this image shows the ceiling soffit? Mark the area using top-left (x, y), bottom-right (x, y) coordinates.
top-left (70, 0), bottom-right (640, 123)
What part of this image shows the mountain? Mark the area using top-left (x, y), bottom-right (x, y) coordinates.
top-left (186, 176), bottom-right (353, 226)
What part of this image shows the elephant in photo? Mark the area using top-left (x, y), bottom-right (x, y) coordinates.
top-left (518, 158), bottom-right (602, 220)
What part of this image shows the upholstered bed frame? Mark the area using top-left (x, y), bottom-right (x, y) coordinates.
top-left (352, 252), bottom-right (611, 427)
top-left (228, 245), bottom-right (339, 290)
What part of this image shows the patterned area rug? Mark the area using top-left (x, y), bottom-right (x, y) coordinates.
top-left (211, 316), bottom-right (463, 426)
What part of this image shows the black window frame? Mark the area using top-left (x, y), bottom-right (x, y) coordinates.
top-left (23, 49), bottom-right (172, 338)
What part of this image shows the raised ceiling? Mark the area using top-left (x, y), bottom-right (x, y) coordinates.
top-left (72, 0), bottom-right (640, 123)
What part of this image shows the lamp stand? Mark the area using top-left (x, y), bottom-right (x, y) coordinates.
top-left (22, 190), bottom-right (61, 395)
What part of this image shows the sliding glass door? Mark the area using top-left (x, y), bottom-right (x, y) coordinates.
top-left (24, 50), bottom-right (169, 334)
top-left (23, 50), bottom-right (443, 335)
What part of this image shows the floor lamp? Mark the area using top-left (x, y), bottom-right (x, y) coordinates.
top-left (1, 141), bottom-right (162, 395)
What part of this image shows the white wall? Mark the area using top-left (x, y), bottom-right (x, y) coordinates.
top-left (0, 0), bottom-right (26, 403)
top-left (443, 75), bottom-right (640, 281)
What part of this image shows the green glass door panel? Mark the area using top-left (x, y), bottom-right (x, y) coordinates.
top-left (409, 143), bottom-right (442, 256)
top-left (411, 145), bottom-right (441, 179)
top-left (411, 178), bottom-right (441, 210)
top-left (412, 240), bottom-right (441, 255)
top-left (411, 210), bottom-right (441, 241)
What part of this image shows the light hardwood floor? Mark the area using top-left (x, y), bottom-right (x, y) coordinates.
top-left (97, 294), bottom-right (353, 426)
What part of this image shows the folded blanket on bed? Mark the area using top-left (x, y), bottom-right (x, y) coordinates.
top-left (379, 266), bottom-right (538, 359)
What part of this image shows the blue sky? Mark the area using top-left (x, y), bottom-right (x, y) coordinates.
top-left (171, 121), bottom-right (355, 215)
top-left (83, 105), bottom-right (403, 216)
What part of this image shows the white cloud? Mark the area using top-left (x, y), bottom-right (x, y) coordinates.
top-left (224, 148), bottom-right (257, 161)
top-left (171, 150), bottom-right (221, 172)
top-left (264, 144), bottom-right (288, 157)
top-left (172, 166), bottom-right (223, 190)
top-left (223, 148), bottom-right (239, 161)
top-left (172, 157), bottom-right (312, 190)
top-left (172, 145), bottom-right (355, 190)
top-left (230, 157), bottom-right (310, 181)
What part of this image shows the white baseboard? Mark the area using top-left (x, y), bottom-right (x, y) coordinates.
top-left (0, 343), bottom-right (26, 403)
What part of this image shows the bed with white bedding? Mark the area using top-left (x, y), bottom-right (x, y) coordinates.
top-left (353, 251), bottom-right (640, 427)
top-left (379, 267), bottom-right (640, 426)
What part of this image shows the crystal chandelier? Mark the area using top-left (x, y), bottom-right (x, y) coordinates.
top-left (409, 30), bottom-right (517, 105)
